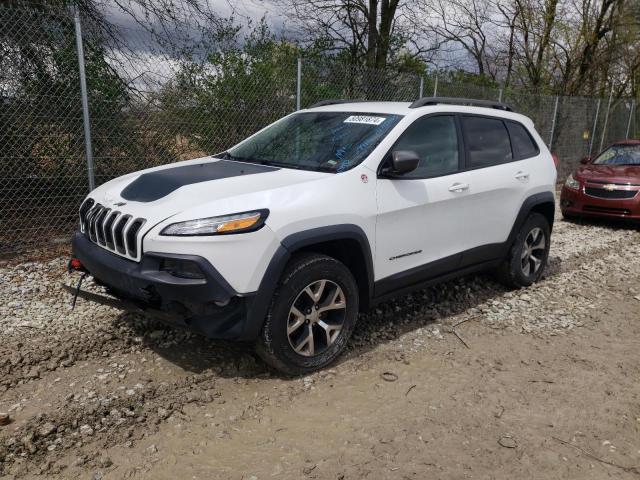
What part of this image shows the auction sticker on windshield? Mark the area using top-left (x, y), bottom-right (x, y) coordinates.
top-left (344, 115), bottom-right (387, 125)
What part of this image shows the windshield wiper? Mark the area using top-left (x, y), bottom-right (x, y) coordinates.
top-left (261, 160), bottom-right (336, 173)
top-left (216, 152), bottom-right (273, 166)
top-left (213, 151), bottom-right (231, 160)
top-left (217, 153), bottom-right (336, 173)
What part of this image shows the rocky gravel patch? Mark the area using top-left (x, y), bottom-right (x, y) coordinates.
top-left (0, 211), bottom-right (639, 477)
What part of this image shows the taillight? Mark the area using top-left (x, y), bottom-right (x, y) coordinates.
top-left (551, 153), bottom-right (559, 169)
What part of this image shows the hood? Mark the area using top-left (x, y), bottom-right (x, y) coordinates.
top-left (88, 157), bottom-right (330, 228)
top-left (576, 163), bottom-right (640, 185)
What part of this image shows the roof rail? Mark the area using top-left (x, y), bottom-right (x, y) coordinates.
top-left (409, 97), bottom-right (512, 112)
top-left (307, 99), bottom-right (365, 108)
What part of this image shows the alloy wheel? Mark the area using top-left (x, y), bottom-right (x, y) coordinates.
top-left (287, 279), bottom-right (347, 357)
top-left (521, 227), bottom-right (546, 276)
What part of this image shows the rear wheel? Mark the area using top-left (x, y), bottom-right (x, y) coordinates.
top-left (496, 212), bottom-right (550, 288)
top-left (256, 253), bottom-right (359, 375)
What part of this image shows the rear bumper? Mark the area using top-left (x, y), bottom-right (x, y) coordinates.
top-left (560, 185), bottom-right (640, 220)
top-left (71, 232), bottom-right (263, 340)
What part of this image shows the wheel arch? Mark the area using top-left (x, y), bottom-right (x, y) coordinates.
top-left (529, 200), bottom-right (555, 232)
top-left (241, 224), bottom-right (374, 340)
top-left (281, 225), bottom-right (374, 313)
top-left (507, 192), bottom-right (555, 247)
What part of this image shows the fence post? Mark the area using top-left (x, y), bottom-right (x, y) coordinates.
top-left (548, 96), bottom-right (559, 149)
top-left (599, 90), bottom-right (613, 152)
top-left (626, 100), bottom-right (635, 139)
top-left (296, 58), bottom-right (302, 111)
top-left (433, 74), bottom-right (438, 97)
top-left (73, 7), bottom-right (95, 192)
top-left (498, 87), bottom-right (503, 103)
top-left (419, 76), bottom-right (424, 99)
top-left (588, 98), bottom-right (601, 156)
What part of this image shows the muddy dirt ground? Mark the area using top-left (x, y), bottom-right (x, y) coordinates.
top-left (1, 207), bottom-right (639, 479)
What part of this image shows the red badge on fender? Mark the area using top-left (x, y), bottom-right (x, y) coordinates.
top-left (361, 174), bottom-right (368, 183)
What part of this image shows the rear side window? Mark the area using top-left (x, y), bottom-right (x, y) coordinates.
top-left (506, 121), bottom-right (539, 159)
top-left (462, 116), bottom-right (512, 168)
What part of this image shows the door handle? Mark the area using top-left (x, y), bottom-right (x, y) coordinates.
top-left (515, 171), bottom-right (530, 180)
top-left (448, 182), bottom-right (469, 193)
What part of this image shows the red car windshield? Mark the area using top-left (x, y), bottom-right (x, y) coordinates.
top-left (593, 144), bottom-right (640, 166)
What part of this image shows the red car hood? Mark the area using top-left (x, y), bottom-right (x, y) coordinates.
top-left (576, 164), bottom-right (640, 185)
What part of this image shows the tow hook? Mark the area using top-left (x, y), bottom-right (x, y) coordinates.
top-left (67, 257), bottom-right (86, 273)
top-left (67, 257), bottom-right (88, 310)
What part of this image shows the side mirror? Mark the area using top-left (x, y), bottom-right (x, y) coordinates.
top-left (386, 150), bottom-right (419, 176)
top-left (580, 156), bottom-right (592, 165)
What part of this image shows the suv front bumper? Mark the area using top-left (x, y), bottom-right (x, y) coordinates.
top-left (71, 232), bottom-right (264, 340)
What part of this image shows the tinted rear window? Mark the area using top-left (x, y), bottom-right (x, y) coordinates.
top-left (462, 116), bottom-right (512, 168)
top-left (507, 121), bottom-right (539, 159)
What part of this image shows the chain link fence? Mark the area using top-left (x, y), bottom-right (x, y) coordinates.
top-left (1, 4), bottom-right (638, 255)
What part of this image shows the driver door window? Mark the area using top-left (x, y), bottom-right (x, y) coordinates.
top-left (391, 115), bottom-right (461, 178)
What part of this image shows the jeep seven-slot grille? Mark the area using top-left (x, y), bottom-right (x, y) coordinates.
top-left (79, 199), bottom-right (146, 260)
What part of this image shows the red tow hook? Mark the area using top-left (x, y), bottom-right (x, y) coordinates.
top-left (67, 257), bottom-right (88, 309)
top-left (68, 257), bottom-right (86, 273)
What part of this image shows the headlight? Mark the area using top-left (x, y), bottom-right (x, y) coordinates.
top-left (161, 210), bottom-right (269, 236)
top-left (565, 173), bottom-right (579, 190)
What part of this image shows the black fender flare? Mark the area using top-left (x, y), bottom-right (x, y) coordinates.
top-left (506, 191), bottom-right (556, 247)
top-left (240, 224), bottom-right (374, 340)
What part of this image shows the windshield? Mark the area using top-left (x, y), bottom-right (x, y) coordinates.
top-left (223, 112), bottom-right (402, 173)
top-left (593, 144), bottom-right (640, 166)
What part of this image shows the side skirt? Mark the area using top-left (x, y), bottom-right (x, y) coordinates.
top-left (372, 246), bottom-right (506, 305)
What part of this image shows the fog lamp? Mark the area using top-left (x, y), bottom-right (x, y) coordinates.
top-left (160, 259), bottom-right (205, 280)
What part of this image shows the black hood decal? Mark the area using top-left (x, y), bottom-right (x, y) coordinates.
top-left (121, 160), bottom-right (279, 202)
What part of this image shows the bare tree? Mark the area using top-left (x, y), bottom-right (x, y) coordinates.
top-left (494, 1), bottom-right (521, 87)
top-left (421, 0), bottom-right (497, 78)
top-left (510, 0), bottom-right (560, 91)
top-left (571, 0), bottom-right (622, 95)
top-left (272, 0), bottom-right (436, 69)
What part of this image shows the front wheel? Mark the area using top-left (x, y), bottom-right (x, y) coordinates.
top-left (495, 212), bottom-right (551, 288)
top-left (256, 253), bottom-right (359, 375)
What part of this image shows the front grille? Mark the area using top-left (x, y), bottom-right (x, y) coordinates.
top-left (584, 187), bottom-right (638, 199)
top-left (79, 199), bottom-right (146, 260)
top-left (583, 205), bottom-right (631, 215)
top-left (588, 179), bottom-right (640, 186)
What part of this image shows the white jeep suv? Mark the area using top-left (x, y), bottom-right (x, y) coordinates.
top-left (70, 97), bottom-right (557, 374)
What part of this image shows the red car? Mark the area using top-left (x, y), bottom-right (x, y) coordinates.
top-left (560, 140), bottom-right (640, 222)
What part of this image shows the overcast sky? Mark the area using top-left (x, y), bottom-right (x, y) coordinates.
top-left (100, 1), bottom-right (289, 91)
top-left (99, 1), bottom-right (466, 91)
top-left (104, 0), bottom-right (286, 33)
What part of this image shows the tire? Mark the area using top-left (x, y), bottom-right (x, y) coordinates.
top-left (495, 212), bottom-right (551, 288)
top-left (256, 253), bottom-right (359, 375)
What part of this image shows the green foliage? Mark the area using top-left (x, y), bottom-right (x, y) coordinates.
top-left (155, 19), bottom-right (299, 154)
top-left (440, 70), bottom-right (500, 89)
top-left (393, 52), bottom-right (428, 75)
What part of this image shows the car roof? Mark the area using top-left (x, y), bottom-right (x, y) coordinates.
top-left (304, 101), bottom-right (413, 115)
top-left (611, 139), bottom-right (640, 146)
top-left (304, 101), bottom-right (534, 125)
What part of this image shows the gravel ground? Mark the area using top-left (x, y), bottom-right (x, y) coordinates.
top-left (0, 204), bottom-right (639, 479)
